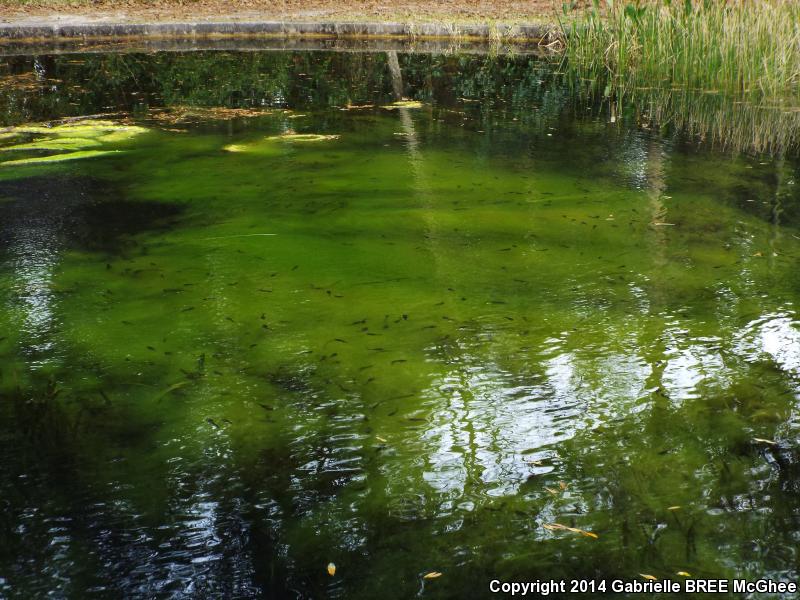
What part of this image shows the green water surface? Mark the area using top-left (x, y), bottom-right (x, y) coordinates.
top-left (0, 49), bottom-right (799, 599)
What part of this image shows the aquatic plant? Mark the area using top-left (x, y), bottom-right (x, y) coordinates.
top-left (559, 0), bottom-right (800, 154)
top-left (561, 0), bottom-right (800, 99)
top-left (0, 119), bottom-right (147, 167)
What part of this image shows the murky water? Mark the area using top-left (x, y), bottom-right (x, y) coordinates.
top-left (1, 48), bottom-right (799, 599)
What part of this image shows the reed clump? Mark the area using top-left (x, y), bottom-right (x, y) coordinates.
top-left (562, 0), bottom-right (800, 98)
top-left (560, 0), bottom-right (800, 154)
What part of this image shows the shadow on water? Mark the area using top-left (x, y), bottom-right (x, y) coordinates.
top-left (0, 46), bottom-right (798, 598)
top-left (0, 176), bottom-right (184, 255)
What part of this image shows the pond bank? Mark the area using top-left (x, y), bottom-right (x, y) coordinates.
top-left (0, 18), bottom-right (557, 43)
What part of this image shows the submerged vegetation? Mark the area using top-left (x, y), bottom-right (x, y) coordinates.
top-left (560, 0), bottom-right (800, 153)
top-left (0, 119), bottom-right (146, 166)
top-left (0, 38), bottom-right (799, 598)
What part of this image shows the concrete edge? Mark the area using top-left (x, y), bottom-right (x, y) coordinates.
top-left (0, 38), bottom-right (555, 57)
top-left (0, 19), bottom-right (559, 42)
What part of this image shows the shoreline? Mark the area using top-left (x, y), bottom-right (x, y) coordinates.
top-left (0, 18), bottom-right (559, 44)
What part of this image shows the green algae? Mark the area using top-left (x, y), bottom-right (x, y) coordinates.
top-left (0, 120), bottom-right (147, 167)
top-left (0, 138), bottom-right (103, 152)
top-left (0, 149), bottom-right (122, 166)
top-left (222, 132), bottom-right (339, 156)
top-left (0, 49), bottom-right (799, 600)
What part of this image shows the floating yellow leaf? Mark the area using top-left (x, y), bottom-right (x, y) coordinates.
top-left (640, 574), bottom-right (658, 581)
top-left (542, 523), bottom-right (598, 539)
top-left (423, 571), bottom-right (442, 579)
top-left (753, 437), bottom-right (777, 445)
top-left (667, 506), bottom-right (681, 511)
top-left (677, 571), bottom-right (691, 577)
top-left (376, 436), bottom-right (388, 443)
top-left (266, 133), bottom-right (339, 142)
top-left (327, 562), bottom-right (336, 576)
top-left (383, 100), bottom-right (424, 110)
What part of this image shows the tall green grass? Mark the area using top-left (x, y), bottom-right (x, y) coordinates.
top-left (562, 0), bottom-right (800, 97)
top-left (559, 0), bottom-right (800, 154)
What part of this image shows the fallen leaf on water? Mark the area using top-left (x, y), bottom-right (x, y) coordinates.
top-left (640, 574), bottom-right (658, 581)
top-left (423, 571), bottom-right (442, 579)
top-left (147, 106), bottom-right (275, 124)
top-left (376, 436), bottom-right (388, 443)
top-left (542, 523), bottom-right (598, 539)
top-left (667, 506), bottom-right (681, 511)
top-left (383, 100), bottom-right (424, 110)
top-left (677, 571), bottom-right (691, 577)
top-left (266, 133), bottom-right (340, 142)
top-left (558, 481), bottom-right (568, 490)
top-left (753, 438), bottom-right (777, 445)
top-left (753, 252), bottom-right (763, 257)
top-left (327, 563), bottom-right (336, 576)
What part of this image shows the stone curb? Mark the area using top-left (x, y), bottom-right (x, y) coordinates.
top-left (0, 20), bottom-right (555, 41)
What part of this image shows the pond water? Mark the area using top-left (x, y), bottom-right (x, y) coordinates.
top-left (0, 47), bottom-right (799, 599)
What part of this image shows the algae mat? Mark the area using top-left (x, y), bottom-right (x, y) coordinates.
top-left (0, 50), bottom-right (799, 598)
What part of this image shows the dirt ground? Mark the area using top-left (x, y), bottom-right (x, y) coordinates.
top-left (0, 0), bottom-right (573, 24)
